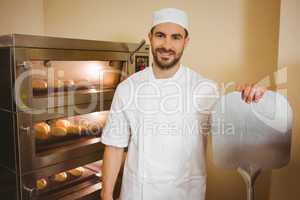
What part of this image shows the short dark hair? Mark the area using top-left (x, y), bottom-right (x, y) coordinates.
top-left (150, 26), bottom-right (189, 38)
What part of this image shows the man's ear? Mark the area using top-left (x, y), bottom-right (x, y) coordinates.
top-left (148, 32), bottom-right (152, 41)
top-left (184, 37), bottom-right (190, 48)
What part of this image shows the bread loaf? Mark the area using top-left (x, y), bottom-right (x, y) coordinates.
top-left (64, 80), bottom-right (75, 87)
top-left (78, 119), bottom-right (89, 133)
top-left (48, 80), bottom-right (64, 88)
top-left (54, 119), bottom-right (70, 129)
top-left (67, 125), bottom-right (82, 135)
top-left (68, 167), bottom-right (85, 177)
top-left (34, 122), bottom-right (50, 140)
top-left (54, 172), bottom-right (68, 182)
top-left (98, 114), bottom-right (108, 127)
top-left (32, 80), bottom-right (48, 90)
top-left (50, 127), bottom-right (67, 137)
top-left (36, 178), bottom-right (47, 190)
top-left (87, 122), bottom-right (101, 134)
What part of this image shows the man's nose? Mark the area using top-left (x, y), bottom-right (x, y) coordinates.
top-left (162, 37), bottom-right (172, 50)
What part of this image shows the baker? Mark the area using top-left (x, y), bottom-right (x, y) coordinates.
top-left (100, 8), bottom-right (266, 200)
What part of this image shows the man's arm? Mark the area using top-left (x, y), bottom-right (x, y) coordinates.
top-left (101, 145), bottom-right (125, 200)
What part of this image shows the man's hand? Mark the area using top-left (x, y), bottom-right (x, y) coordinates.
top-left (236, 84), bottom-right (266, 103)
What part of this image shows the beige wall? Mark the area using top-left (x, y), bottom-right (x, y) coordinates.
top-left (269, 0), bottom-right (300, 200)
top-left (0, 0), bottom-right (44, 35)
top-left (44, 1), bottom-right (281, 200)
top-left (44, 0), bottom-right (280, 83)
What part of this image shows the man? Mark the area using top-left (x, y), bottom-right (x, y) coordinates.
top-left (100, 8), bottom-right (266, 200)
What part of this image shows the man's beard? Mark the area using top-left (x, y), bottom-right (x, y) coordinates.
top-left (152, 47), bottom-right (184, 70)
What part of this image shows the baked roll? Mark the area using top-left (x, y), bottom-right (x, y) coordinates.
top-left (87, 122), bottom-right (101, 134)
top-left (68, 167), bottom-right (85, 177)
top-left (48, 80), bottom-right (64, 89)
top-left (98, 114), bottom-right (108, 127)
top-left (34, 122), bottom-right (50, 140)
top-left (50, 127), bottom-right (67, 137)
top-left (32, 80), bottom-right (48, 90)
top-left (54, 119), bottom-right (70, 129)
top-left (64, 80), bottom-right (75, 88)
top-left (78, 119), bottom-right (89, 133)
top-left (67, 125), bottom-right (82, 135)
top-left (36, 178), bottom-right (48, 190)
top-left (54, 172), bottom-right (68, 182)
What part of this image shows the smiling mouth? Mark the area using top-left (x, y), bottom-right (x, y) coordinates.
top-left (159, 52), bottom-right (173, 58)
top-left (156, 50), bottom-right (175, 59)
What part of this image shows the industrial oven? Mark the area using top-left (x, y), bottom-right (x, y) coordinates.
top-left (0, 34), bottom-right (149, 200)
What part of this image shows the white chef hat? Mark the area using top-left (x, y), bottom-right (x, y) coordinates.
top-left (151, 8), bottom-right (189, 32)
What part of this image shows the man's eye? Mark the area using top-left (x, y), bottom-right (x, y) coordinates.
top-left (156, 34), bottom-right (164, 38)
top-left (173, 35), bottom-right (182, 40)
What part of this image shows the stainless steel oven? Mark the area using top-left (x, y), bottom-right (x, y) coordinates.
top-left (0, 34), bottom-right (149, 200)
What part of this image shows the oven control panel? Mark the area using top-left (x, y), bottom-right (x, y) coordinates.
top-left (135, 55), bottom-right (149, 72)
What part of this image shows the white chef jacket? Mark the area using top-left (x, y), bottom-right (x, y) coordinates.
top-left (101, 65), bottom-right (218, 200)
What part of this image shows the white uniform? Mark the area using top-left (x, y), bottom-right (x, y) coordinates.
top-left (101, 65), bottom-right (218, 200)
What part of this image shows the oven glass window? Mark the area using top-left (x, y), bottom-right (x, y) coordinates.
top-left (30, 61), bottom-right (125, 96)
top-left (33, 160), bottom-right (103, 198)
top-left (33, 111), bottom-right (108, 154)
top-left (22, 61), bottom-right (124, 154)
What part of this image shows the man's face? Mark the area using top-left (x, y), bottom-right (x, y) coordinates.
top-left (149, 23), bottom-right (189, 70)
